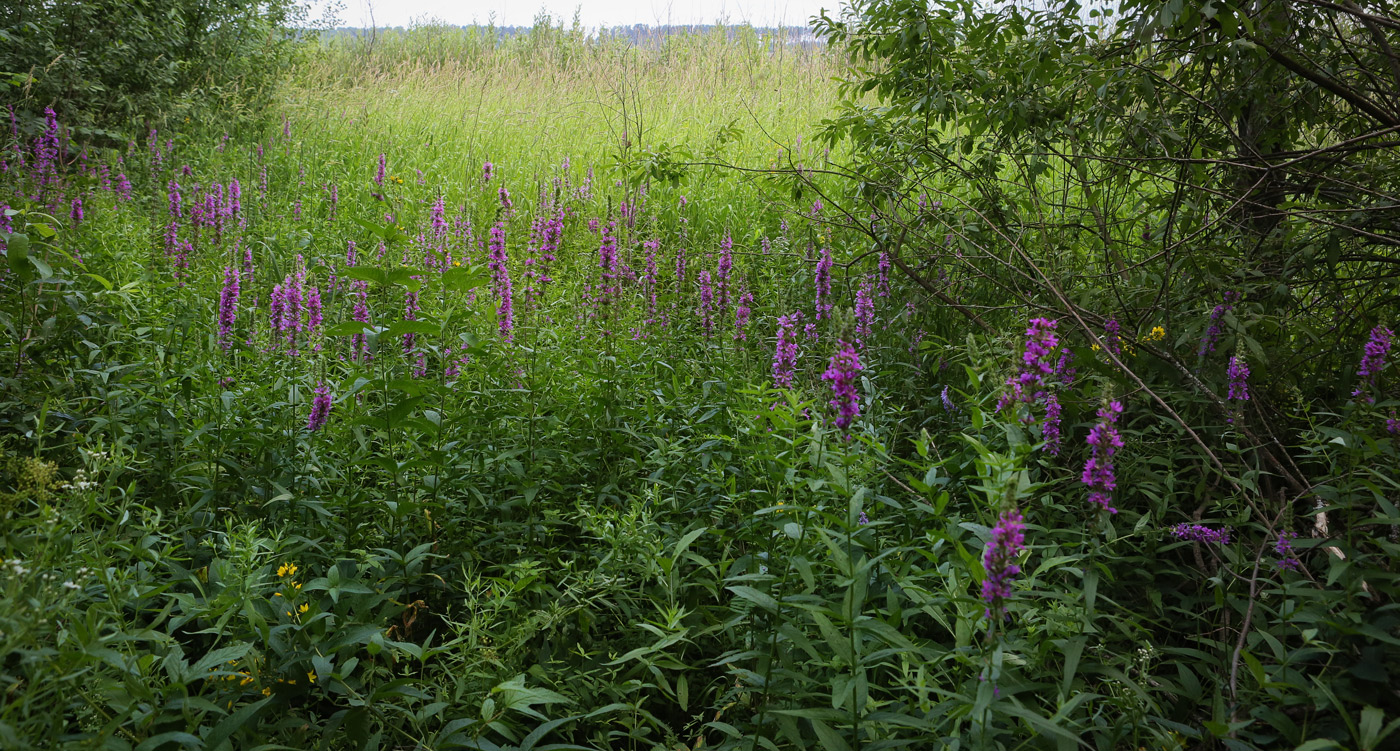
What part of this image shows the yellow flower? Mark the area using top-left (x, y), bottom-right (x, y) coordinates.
top-left (298, 603), bottom-right (309, 614)
top-left (277, 562), bottom-right (298, 578)
top-left (1146, 326), bottom-right (1165, 342)
top-left (452, 260), bottom-right (461, 267)
top-left (307, 670), bottom-right (317, 684)
top-left (262, 687), bottom-right (272, 696)
top-left (1091, 343), bottom-right (1101, 351)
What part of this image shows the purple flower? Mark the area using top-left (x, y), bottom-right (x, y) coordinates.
top-left (1042, 393), bottom-right (1062, 456)
top-left (217, 266), bottom-right (240, 351)
top-left (981, 508), bottom-right (1026, 620)
top-left (307, 381), bottom-right (332, 431)
top-left (822, 340), bottom-right (863, 432)
top-left (1274, 531), bottom-right (1301, 571)
top-left (598, 220), bottom-right (619, 305)
top-left (499, 185), bottom-right (512, 212)
top-left (876, 250), bottom-right (891, 296)
top-left (168, 179), bottom-right (183, 219)
top-left (734, 287), bottom-right (754, 342)
top-left (854, 278), bottom-right (875, 348)
top-left (858, 511), bottom-right (869, 526)
top-left (483, 161), bottom-right (493, 183)
top-left (998, 318), bottom-right (1058, 412)
top-left (1227, 356), bottom-right (1250, 401)
top-left (1198, 291), bottom-right (1239, 357)
top-left (488, 222), bottom-right (514, 341)
top-left (1103, 316), bottom-right (1122, 356)
top-left (69, 195), bottom-right (83, 225)
top-left (941, 385), bottom-right (956, 413)
top-left (1171, 523), bottom-right (1231, 545)
top-left (375, 153), bottom-right (386, 186)
top-left (814, 244), bottom-right (832, 320)
top-left (1082, 401), bottom-right (1124, 514)
top-left (1354, 325), bottom-right (1393, 402)
top-left (773, 312), bottom-right (803, 388)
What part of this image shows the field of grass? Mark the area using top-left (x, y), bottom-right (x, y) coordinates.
top-left (1, 20), bottom-right (1397, 751)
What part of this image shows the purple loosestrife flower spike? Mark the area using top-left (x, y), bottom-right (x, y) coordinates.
top-left (217, 266), bottom-right (240, 351)
top-left (1171, 523), bottom-right (1231, 545)
top-left (1082, 401), bottom-right (1124, 514)
top-left (981, 509), bottom-right (1026, 620)
top-left (1103, 317), bottom-right (1122, 356)
top-left (488, 223), bottom-right (514, 341)
top-left (822, 340), bottom-right (863, 433)
top-left (482, 161), bottom-right (493, 183)
top-left (773, 312), bottom-right (802, 388)
top-left (1274, 531), bottom-right (1302, 571)
top-left (734, 287), bottom-right (753, 342)
top-left (854, 279), bottom-right (875, 348)
top-left (1198, 291), bottom-right (1239, 357)
top-left (69, 195), bottom-right (83, 225)
top-left (1354, 325), bottom-right (1394, 402)
top-left (814, 244), bottom-right (832, 320)
top-left (375, 153), bottom-right (386, 186)
top-left (1227, 356), bottom-right (1250, 401)
top-left (998, 318), bottom-right (1058, 412)
top-left (307, 382), bottom-right (332, 431)
top-left (1042, 392), bottom-right (1062, 456)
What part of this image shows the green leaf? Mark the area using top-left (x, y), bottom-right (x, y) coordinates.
top-left (726, 585), bottom-right (778, 612)
top-left (204, 696), bottom-right (274, 751)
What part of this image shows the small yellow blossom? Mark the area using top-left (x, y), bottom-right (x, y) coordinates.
top-left (277, 562), bottom-right (298, 578)
top-left (307, 670), bottom-right (317, 684)
top-left (1146, 326), bottom-right (1166, 342)
top-left (262, 687), bottom-right (272, 696)
top-left (298, 603), bottom-right (309, 614)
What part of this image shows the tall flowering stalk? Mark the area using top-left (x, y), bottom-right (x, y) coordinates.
top-left (1082, 401), bottom-right (1125, 514)
top-left (1198, 291), bottom-right (1239, 357)
top-left (854, 278), bottom-right (875, 348)
top-left (814, 243), bottom-right (832, 320)
top-left (1102, 316), bottom-right (1122, 356)
top-left (698, 270), bottom-right (715, 338)
top-left (773, 312), bottom-right (803, 388)
top-left (375, 153), bottom-right (386, 186)
top-left (307, 382), bottom-right (332, 431)
top-left (1227, 356), bottom-right (1250, 402)
top-left (488, 223), bottom-right (514, 341)
top-left (1354, 325), bottom-right (1393, 402)
top-left (822, 340), bottom-right (863, 432)
top-left (1171, 523), bottom-right (1230, 545)
top-left (1042, 393), bottom-right (1062, 456)
top-left (997, 318), bottom-right (1058, 411)
top-left (981, 509), bottom-right (1026, 621)
top-left (217, 266), bottom-right (240, 351)
top-left (734, 287), bottom-right (753, 342)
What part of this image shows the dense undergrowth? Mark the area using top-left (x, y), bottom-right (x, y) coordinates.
top-left (2, 9), bottom-right (1399, 751)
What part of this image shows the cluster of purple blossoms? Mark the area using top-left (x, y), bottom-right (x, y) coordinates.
top-left (1227, 356), bottom-right (1250, 402)
top-left (981, 508), bottom-right (1026, 620)
top-left (307, 381), bottom-right (332, 432)
top-left (814, 244), bottom-right (833, 320)
top-left (375, 153), bottom-right (386, 186)
top-left (854, 279), bottom-right (875, 348)
top-left (941, 385), bottom-right (957, 414)
top-left (488, 222), bottom-right (514, 341)
top-left (1170, 523), bottom-right (1231, 545)
top-left (1103, 316), bottom-right (1122, 356)
top-left (1082, 401), bottom-right (1125, 514)
top-left (1274, 531), bottom-right (1302, 571)
top-left (217, 266), bottom-right (240, 351)
top-left (69, 195), bottom-right (83, 225)
top-left (498, 185), bottom-right (513, 213)
top-left (1198, 291), bottom-right (1240, 357)
top-left (1353, 325), bottom-right (1393, 402)
top-left (822, 340), bottom-right (863, 432)
top-left (998, 318), bottom-right (1059, 411)
top-left (482, 161), bottom-right (493, 183)
top-left (597, 220), bottom-right (619, 306)
top-left (717, 231), bottom-right (733, 314)
top-left (327, 182), bottom-right (339, 221)
top-left (773, 312), bottom-right (803, 388)
top-left (1042, 393), bottom-right (1063, 456)
top-left (734, 288), bottom-right (754, 342)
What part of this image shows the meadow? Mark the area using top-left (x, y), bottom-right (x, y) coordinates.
top-left (2, 9), bottom-right (1399, 751)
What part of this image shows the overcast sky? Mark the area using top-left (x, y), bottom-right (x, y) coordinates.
top-left (314, 0), bottom-right (838, 29)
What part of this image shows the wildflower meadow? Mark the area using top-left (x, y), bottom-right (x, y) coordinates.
top-left (2, 1), bottom-right (1399, 749)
